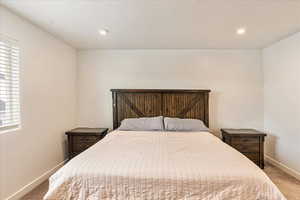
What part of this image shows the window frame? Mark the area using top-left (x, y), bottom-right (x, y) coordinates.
top-left (0, 35), bottom-right (21, 133)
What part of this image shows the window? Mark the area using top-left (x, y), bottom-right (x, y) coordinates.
top-left (0, 36), bottom-right (20, 130)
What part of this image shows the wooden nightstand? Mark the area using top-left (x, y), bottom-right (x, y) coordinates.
top-left (66, 128), bottom-right (108, 159)
top-left (221, 129), bottom-right (267, 169)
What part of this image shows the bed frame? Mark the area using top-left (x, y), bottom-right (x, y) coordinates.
top-left (111, 89), bottom-right (211, 129)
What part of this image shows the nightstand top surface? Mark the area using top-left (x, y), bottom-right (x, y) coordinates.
top-left (66, 128), bottom-right (108, 135)
top-left (221, 128), bottom-right (266, 136)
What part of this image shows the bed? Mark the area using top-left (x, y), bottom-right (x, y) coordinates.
top-left (44, 89), bottom-right (285, 200)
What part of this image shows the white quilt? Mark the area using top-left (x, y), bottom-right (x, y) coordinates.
top-left (44, 131), bottom-right (286, 200)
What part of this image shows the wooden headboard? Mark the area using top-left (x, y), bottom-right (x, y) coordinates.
top-left (111, 89), bottom-right (211, 129)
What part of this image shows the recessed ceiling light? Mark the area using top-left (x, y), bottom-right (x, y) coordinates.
top-left (99, 29), bottom-right (109, 36)
top-left (236, 27), bottom-right (246, 35)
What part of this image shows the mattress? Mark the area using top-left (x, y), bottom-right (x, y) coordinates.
top-left (44, 131), bottom-right (286, 200)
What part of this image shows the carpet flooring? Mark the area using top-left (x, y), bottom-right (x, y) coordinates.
top-left (21, 162), bottom-right (300, 200)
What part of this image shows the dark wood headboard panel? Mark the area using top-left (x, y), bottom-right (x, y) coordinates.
top-left (111, 89), bottom-right (211, 129)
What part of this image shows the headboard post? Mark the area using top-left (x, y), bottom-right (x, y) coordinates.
top-left (204, 92), bottom-right (209, 127)
top-left (111, 89), bottom-right (211, 129)
top-left (112, 91), bottom-right (118, 130)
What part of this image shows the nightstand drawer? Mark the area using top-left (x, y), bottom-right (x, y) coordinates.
top-left (231, 143), bottom-right (259, 152)
top-left (243, 152), bottom-right (260, 163)
top-left (231, 137), bottom-right (259, 144)
top-left (71, 151), bottom-right (81, 158)
top-left (73, 136), bottom-right (100, 152)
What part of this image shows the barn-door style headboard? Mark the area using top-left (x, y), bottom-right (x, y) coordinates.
top-left (111, 89), bottom-right (211, 129)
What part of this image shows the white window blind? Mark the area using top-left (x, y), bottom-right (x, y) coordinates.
top-left (0, 36), bottom-right (20, 129)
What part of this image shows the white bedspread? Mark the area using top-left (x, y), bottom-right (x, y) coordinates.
top-left (44, 131), bottom-right (285, 200)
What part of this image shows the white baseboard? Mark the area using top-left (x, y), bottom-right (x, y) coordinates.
top-left (4, 160), bottom-right (66, 200)
top-left (265, 155), bottom-right (300, 180)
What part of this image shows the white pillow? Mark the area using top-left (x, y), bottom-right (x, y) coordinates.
top-left (118, 116), bottom-right (164, 131)
top-left (164, 117), bottom-right (209, 132)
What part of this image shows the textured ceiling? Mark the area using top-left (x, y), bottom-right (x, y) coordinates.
top-left (1, 0), bottom-right (300, 49)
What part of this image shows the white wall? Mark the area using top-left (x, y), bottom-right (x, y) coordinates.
top-left (77, 49), bottom-right (264, 134)
top-left (0, 6), bottom-right (77, 199)
top-left (263, 32), bottom-right (300, 173)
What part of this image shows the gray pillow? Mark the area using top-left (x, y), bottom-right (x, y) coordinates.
top-left (118, 116), bottom-right (164, 131)
top-left (164, 117), bottom-right (209, 132)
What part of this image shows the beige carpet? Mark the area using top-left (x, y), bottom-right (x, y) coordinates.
top-left (264, 163), bottom-right (300, 200)
top-left (21, 162), bottom-right (300, 200)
